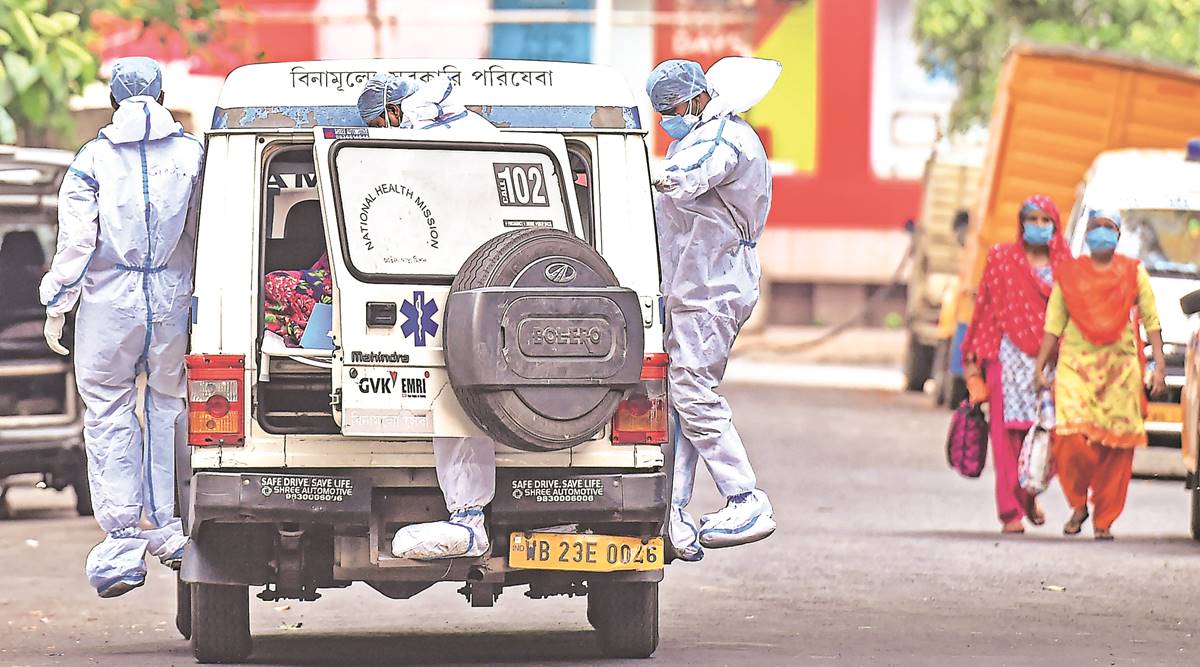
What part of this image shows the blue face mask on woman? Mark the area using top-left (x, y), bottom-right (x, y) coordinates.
top-left (660, 98), bottom-right (700, 140)
top-left (1022, 221), bottom-right (1054, 246)
top-left (1086, 226), bottom-right (1120, 253)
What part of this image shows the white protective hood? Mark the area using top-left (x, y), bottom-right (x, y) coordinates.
top-left (99, 96), bottom-right (184, 145)
top-left (703, 57), bottom-right (782, 117)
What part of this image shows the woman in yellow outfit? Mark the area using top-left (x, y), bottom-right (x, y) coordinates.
top-left (1034, 210), bottom-right (1167, 540)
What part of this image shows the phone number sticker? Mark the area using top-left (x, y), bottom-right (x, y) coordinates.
top-left (493, 162), bottom-right (550, 207)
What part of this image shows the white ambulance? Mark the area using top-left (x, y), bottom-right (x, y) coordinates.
top-left (179, 59), bottom-right (669, 662)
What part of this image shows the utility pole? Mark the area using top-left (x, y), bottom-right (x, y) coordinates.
top-left (367, 0), bottom-right (382, 58)
top-left (594, 0), bottom-right (613, 65)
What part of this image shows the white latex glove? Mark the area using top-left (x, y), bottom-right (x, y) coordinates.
top-left (44, 313), bottom-right (69, 356)
top-left (650, 165), bottom-right (677, 193)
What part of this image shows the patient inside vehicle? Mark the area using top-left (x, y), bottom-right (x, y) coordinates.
top-left (263, 199), bottom-right (332, 348)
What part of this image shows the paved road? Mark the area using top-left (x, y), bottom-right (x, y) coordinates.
top-left (2, 382), bottom-right (1199, 666)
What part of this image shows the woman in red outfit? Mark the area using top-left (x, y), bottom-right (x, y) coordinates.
top-left (961, 195), bottom-right (1069, 533)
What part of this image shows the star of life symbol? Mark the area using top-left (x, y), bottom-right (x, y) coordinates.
top-left (400, 291), bottom-right (439, 347)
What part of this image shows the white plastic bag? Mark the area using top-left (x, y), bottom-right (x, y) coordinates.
top-left (1018, 387), bottom-right (1056, 495)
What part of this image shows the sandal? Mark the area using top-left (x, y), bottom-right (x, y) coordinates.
top-left (1002, 520), bottom-right (1025, 534)
top-left (1022, 496), bottom-right (1046, 526)
top-left (1094, 528), bottom-right (1114, 541)
top-left (1063, 507), bottom-right (1089, 536)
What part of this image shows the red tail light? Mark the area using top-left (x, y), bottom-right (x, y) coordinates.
top-left (186, 354), bottom-right (245, 446)
top-left (613, 353), bottom-right (669, 444)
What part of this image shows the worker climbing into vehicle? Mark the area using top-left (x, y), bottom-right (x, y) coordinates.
top-left (646, 58), bottom-right (781, 561)
top-left (400, 75), bottom-right (496, 131)
top-left (40, 57), bottom-right (205, 597)
top-left (355, 73), bottom-right (500, 560)
top-left (355, 73), bottom-right (418, 129)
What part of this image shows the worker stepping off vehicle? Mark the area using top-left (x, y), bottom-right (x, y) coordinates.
top-left (646, 56), bottom-right (781, 559)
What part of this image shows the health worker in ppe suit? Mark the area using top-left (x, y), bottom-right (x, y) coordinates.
top-left (647, 59), bottom-right (778, 562)
top-left (40, 57), bottom-right (204, 598)
top-left (355, 74), bottom-right (498, 560)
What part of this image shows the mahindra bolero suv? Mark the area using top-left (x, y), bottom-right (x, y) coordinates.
top-left (178, 59), bottom-right (670, 662)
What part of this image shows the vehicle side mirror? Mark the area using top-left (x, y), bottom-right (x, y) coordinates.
top-left (903, 218), bottom-right (915, 233)
top-left (1181, 288), bottom-right (1200, 316)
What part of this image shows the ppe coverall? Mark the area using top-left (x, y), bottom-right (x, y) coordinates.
top-left (41, 89), bottom-right (204, 595)
top-left (649, 59), bottom-right (777, 559)
top-left (356, 77), bottom-right (498, 560)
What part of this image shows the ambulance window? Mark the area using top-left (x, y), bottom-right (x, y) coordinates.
top-left (567, 141), bottom-right (594, 245)
top-left (262, 147), bottom-right (324, 274)
top-left (330, 143), bottom-right (573, 281)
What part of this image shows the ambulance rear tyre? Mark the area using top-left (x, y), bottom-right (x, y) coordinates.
top-left (176, 574), bottom-right (192, 640)
top-left (589, 581), bottom-right (659, 659)
top-left (191, 583), bottom-right (251, 663)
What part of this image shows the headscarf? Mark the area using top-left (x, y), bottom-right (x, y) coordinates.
top-left (400, 76), bottom-right (466, 128)
top-left (1057, 209), bottom-right (1139, 346)
top-left (110, 57), bottom-right (162, 103)
top-left (1089, 208), bottom-right (1123, 228)
top-left (356, 74), bottom-right (417, 125)
top-left (961, 195), bottom-right (1070, 361)
top-left (645, 59), bottom-right (709, 112)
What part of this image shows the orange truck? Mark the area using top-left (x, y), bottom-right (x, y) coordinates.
top-left (932, 43), bottom-right (1200, 408)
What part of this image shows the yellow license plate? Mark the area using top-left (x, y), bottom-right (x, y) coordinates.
top-left (509, 532), bottom-right (664, 572)
top-left (1147, 402), bottom-right (1182, 424)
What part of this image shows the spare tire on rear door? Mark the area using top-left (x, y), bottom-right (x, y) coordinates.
top-left (445, 228), bottom-right (645, 452)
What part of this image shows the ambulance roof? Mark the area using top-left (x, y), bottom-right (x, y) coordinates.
top-left (212, 59), bottom-right (642, 132)
top-left (1084, 149), bottom-right (1200, 209)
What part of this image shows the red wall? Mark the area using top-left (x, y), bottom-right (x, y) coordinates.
top-left (653, 0), bottom-right (921, 231)
top-left (771, 1), bottom-right (920, 230)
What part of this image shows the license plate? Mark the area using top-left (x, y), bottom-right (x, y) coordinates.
top-left (509, 532), bottom-right (664, 572)
top-left (1147, 402), bottom-right (1182, 424)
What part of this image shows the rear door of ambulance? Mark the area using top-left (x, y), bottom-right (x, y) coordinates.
top-left (310, 127), bottom-right (584, 438)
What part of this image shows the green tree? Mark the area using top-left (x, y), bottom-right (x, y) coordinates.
top-left (914, 0), bottom-right (1200, 130)
top-left (0, 0), bottom-right (220, 146)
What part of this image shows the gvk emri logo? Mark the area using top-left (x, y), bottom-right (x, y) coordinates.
top-left (401, 291), bottom-right (439, 347)
top-left (358, 371), bottom-right (398, 394)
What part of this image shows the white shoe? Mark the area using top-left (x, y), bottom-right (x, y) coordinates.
top-left (143, 522), bottom-right (187, 569)
top-left (391, 508), bottom-right (490, 560)
top-left (668, 506), bottom-right (704, 562)
top-left (698, 489), bottom-right (776, 549)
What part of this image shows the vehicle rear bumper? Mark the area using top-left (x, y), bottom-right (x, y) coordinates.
top-left (184, 467), bottom-right (668, 587)
top-left (189, 468), bottom-right (667, 527)
top-left (0, 424), bottom-right (84, 478)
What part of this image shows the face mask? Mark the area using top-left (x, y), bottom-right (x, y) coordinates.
top-left (1085, 226), bottom-right (1119, 253)
top-left (660, 99), bottom-right (699, 140)
top-left (1022, 221), bottom-right (1053, 246)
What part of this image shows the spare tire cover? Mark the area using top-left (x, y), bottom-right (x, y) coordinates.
top-left (444, 229), bottom-right (645, 452)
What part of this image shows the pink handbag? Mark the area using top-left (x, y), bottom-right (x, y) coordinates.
top-left (947, 400), bottom-right (988, 478)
